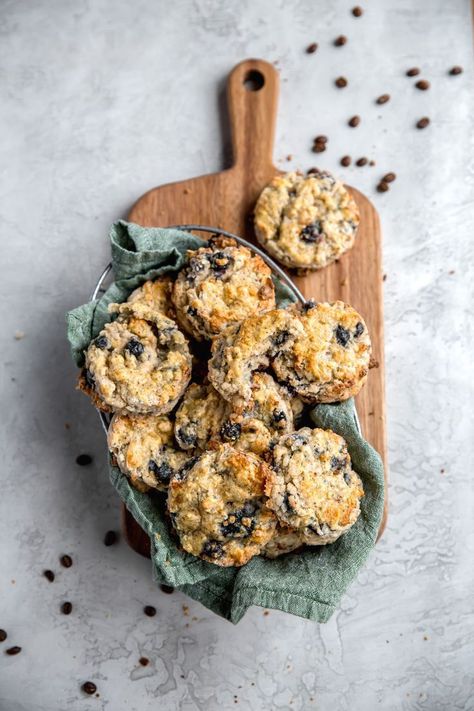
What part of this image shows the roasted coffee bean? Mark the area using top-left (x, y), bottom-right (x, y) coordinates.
top-left (377, 181), bottom-right (389, 193)
top-left (6, 646), bottom-right (21, 656)
top-left (160, 584), bottom-right (174, 595)
top-left (348, 115), bottom-right (360, 127)
top-left (307, 167), bottom-right (320, 175)
top-left (415, 80), bottom-right (430, 90)
top-left (144, 606), bottom-right (156, 617)
top-left (61, 601), bottom-right (72, 615)
top-left (300, 221), bottom-right (323, 243)
top-left (312, 143), bottom-right (326, 153)
top-left (376, 94), bottom-right (390, 104)
top-left (354, 322), bottom-right (365, 338)
top-left (314, 135), bottom-right (328, 144)
top-left (43, 569), bottom-right (55, 582)
top-left (340, 155), bottom-right (352, 167)
top-left (139, 657), bottom-right (150, 666)
top-left (220, 421), bottom-right (242, 442)
top-left (76, 454), bottom-right (92, 466)
top-left (202, 540), bottom-right (224, 559)
top-left (352, 6), bottom-right (363, 16)
top-left (335, 76), bottom-right (348, 88)
top-left (335, 325), bottom-right (351, 346)
top-left (60, 554), bottom-right (73, 568)
top-left (382, 172), bottom-right (396, 183)
top-left (94, 336), bottom-right (108, 349)
top-left (416, 117), bottom-right (430, 129)
top-left (148, 460), bottom-right (173, 485)
top-left (82, 682), bottom-right (97, 695)
top-left (356, 157), bottom-right (368, 167)
top-left (0, 630), bottom-right (6, 642)
top-left (125, 338), bottom-right (144, 357)
top-left (306, 43), bottom-right (318, 54)
top-left (449, 66), bottom-right (463, 75)
top-left (104, 530), bottom-right (117, 546)
top-left (334, 35), bottom-right (347, 46)
top-left (406, 67), bottom-right (420, 77)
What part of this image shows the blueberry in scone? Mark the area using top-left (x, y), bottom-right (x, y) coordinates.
top-left (265, 427), bottom-right (363, 545)
top-left (127, 275), bottom-right (174, 318)
top-left (168, 445), bottom-right (277, 566)
top-left (174, 382), bottom-right (227, 451)
top-left (84, 303), bottom-right (191, 414)
top-left (208, 308), bottom-right (305, 405)
top-left (171, 235), bottom-right (275, 341)
top-left (254, 170), bottom-right (359, 271)
top-left (108, 412), bottom-right (191, 491)
top-left (272, 301), bottom-right (371, 403)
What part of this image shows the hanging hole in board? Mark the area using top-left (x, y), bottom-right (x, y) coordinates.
top-left (243, 70), bottom-right (265, 92)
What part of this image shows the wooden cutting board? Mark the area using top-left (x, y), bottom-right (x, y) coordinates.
top-left (125, 58), bottom-right (387, 557)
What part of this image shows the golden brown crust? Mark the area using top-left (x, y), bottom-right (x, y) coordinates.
top-left (127, 275), bottom-right (174, 318)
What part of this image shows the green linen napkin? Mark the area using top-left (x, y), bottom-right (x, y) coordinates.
top-left (66, 220), bottom-right (385, 624)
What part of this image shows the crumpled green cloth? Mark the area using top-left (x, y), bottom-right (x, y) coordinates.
top-left (66, 220), bottom-right (385, 624)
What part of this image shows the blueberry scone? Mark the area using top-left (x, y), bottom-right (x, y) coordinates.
top-left (218, 373), bottom-right (295, 458)
top-left (171, 236), bottom-right (275, 341)
top-left (273, 301), bottom-right (371, 403)
top-left (262, 525), bottom-right (305, 559)
top-left (84, 303), bottom-right (191, 414)
top-left (208, 308), bottom-right (304, 405)
top-left (174, 382), bottom-right (227, 450)
top-left (266, 427), bottom-right (363, 545)
top-left (254, 170), bottom-right (359, 271)
top-left (108, 412), bottom-right (190, 491)
top-left (168, 445), bottom-right (277, 566)
top-left (127, 275), bottom-right (174, 318)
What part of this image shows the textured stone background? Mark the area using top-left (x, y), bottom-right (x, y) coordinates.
top-left (1, 0), bottom-right (473, 709)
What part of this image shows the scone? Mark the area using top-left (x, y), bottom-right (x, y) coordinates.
top-left (218, 373), bottom-right (295, 458)
top-left (127, 275), bottom-right (174, 318)
top-left (273, 301), bottom-right (371, 402)
top-left (171, 235), bottom-right (275, 340)
top-left (174, 382), bottom-right (227, 450)
top-left (266, 427), bottom-right (363, 545)
top-left (108, 412), bottom-right (190, 491)
top-left (254, 170), bottom-right (359, 271)
top-left (262, 525), bottom-right (305, 559)
top-left (208, 308), bottom-right (304, 405)
top-left (84, 303), bottom-right (191, 414)
top-left (168, 445), bottom-right (277, 566)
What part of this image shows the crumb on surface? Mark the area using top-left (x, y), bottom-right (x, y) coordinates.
top-left (14, 331), bottom-right (25, 340)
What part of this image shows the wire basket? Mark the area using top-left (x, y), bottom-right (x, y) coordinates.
top-left (90, 224), bottom-right (361, 434)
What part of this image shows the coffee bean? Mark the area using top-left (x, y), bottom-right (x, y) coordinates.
top-left (314, 135), bottom-right (328, 144)
top-left (6, 646), bottom-right (21, 656)
top-left (104, 530), bottom-right (118, 546)
top-left (307, 167), bottom-right (320, 175)
top-left (406, 67), bottom-right (420, 77)
top-left (76, 454), bottom-right (92, 466)
top-left (306, 43), bottom-right (318, 54)
top-left (144, 605), bottom-right (156, 617)
top-left (335, 76), bottom-right (348, 88)
top-left (43, 570), bottom-right (55, 582)
top-left (352, 6), bottom-right (363, 17)
top-left (449, 66), bottom-right (463, 75)
top-left (348, 115), bottom-right (360, 127)
top-left (82, 681), bottom-right (97, 695)
top-left (312, 143), bottom-right (326, 153)
top-left (61, 601), bottom-right (72, 615)
top-left (416, 117), bottom-right (430, 129)
top-left (369, 160), bottom-right (376, 166)
top-left (377, 181), bottom-right (389, 193)
top-left (382, 172), bottom-right (396, 183)
top-left (0, 630), bottom-right (7, 642)
top-left (60, 554), bottom-right (73, 568)
top-left (376, 94), bottom-right (390, 104)
top-left (356, 157), bottom-right (368, 167)
top-left (160, 584), bottom-right (174, 595)
top-left (334, 35), bottom-right (347, 46)
top-left (415, 80), bottom-right (430, 90)
top-left (139, 657), bottom-right (149, 666)
top-left (340, 156), bottom-right (351, 167)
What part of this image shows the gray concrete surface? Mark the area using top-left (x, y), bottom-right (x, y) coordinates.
top-left (1, 0), bottom-right (473, 709)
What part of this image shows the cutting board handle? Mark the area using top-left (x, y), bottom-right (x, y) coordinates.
top-left (227, 59), bottom-right (279, 173)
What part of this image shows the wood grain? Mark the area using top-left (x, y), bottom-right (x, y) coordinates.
top-left (125, 58), bottom-right (387, 558)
